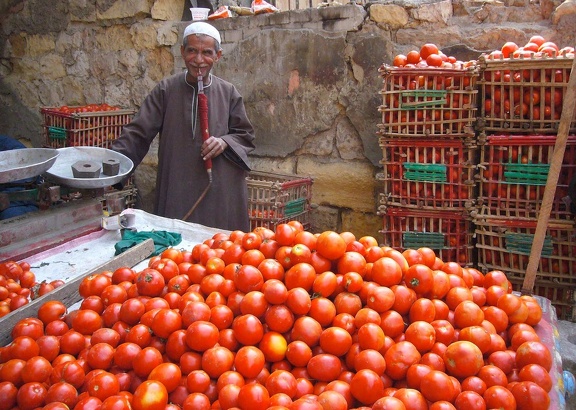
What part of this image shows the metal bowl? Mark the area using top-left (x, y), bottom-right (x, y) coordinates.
top-left (0, 148), bottom-right (59, 184)
top-left (44, 146), bottom-right (134, 189)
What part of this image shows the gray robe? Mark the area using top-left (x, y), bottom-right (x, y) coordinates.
top-left (112, 72), bottom-right (255, 231)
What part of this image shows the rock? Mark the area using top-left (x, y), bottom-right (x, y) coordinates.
top-left (369, 4), bottom-right (409, 29)
top-left (151, 0), bottom-right (185, 21)
top-left (410, 0), bottom-right (453, 25)
top-left (552, 0), bottom-right (576, 24)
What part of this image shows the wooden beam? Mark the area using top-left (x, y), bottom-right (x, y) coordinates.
top-left (522, 57), bottom-right (576, 295)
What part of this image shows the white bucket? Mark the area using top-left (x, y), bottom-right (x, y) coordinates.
top-left (190, 8), bottom-right (210, 21)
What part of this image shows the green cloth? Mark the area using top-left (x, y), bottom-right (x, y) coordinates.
top-left (114, 230), bottom-right (182, 256)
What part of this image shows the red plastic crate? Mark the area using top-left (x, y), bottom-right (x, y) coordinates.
top-left (378, 65), bottom-right (479, 138)
top-left (380, 208), bottom-right (475, 266)
top-left (247, 171), bottom-right (313, 231)
top-left (378, 137), bottom-right (478, 212)
top-left (41, 106), bottom-right (136, 148)
top-left (477, 134), bottom-right (576, 220)
top-left (474, 211), bottom-right (576, 285)
top-left (477, 54), bottom-right (576, 135)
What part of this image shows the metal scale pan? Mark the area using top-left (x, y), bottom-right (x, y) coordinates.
top-left (0, 148), bottom-right (59, 184)
top-left (44, 146), bottom-right (134, 189)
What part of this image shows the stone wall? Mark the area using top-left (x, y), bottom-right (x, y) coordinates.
top-left (1, 0), bottom-right (575, 239)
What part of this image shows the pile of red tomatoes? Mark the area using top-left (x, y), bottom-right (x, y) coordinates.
top-left (0, 261), bottom-right (64, 318)
top-left (0, 223), bottom-right (554, 409)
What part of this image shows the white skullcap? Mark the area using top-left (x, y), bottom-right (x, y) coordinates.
top-left (183, 22), bottom-right (221, 44)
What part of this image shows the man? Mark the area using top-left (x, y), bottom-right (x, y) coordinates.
top-left (112, 22), bottom-right (255, 231)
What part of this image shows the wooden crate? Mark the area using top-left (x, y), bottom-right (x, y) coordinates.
top-left (378, 137), bottom-right (478, 212)
top-left (41, 106), bottom-right (135, 148)
top-left (378, 65), bottom-right (479, 138)
top-left (475, 210), bottom-right (576, 285)
top-left (380, 207), bottom-right (475, 266)
top-left (477, 134), bottom-right (576, 220)
top-left (247, 171), bottom-right (313, 231)
top-left (477, 54), bottom-right (576, 135)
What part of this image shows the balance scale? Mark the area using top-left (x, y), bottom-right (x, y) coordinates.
top-left (0, 147), bottom-right (135, 263)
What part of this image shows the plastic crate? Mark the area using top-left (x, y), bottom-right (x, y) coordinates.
top-left (477, 134), bottom-right (576, 220)
top-left (246, 171), bottom-right (313, 231)
top-left (474, 211), bottom-right (576, 285)
top-left (507, 278), bottom-right (575, 321)
top-left (41, 106), bottom-right (136, 148)
top-left (380, 208), bottom-right (475, 266)
top-left (378, 137), bottom-right (478, 212)
top-left (477, 54), bottom-right (576, 135)
top-left (377, 65), bottom-right (479, 138)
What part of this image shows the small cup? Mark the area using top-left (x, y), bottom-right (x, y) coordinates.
top-left (190, 7), bottom-right (210, 21)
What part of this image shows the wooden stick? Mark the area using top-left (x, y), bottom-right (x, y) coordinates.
top-left (0, 238), bottom-right (155, 346)
top-left (522, 57), bottom-right (576, 295)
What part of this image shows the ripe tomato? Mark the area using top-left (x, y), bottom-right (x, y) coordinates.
top-left (307, 353), bottom-right (342, 382)
top-left (290, 316), bottom-right (322, 348)
top-left (515, 340), bottom-right (552, 372)
top-left (384, 341), bottom-right (421, 380)
top-left (237, 382), bottom-right (270, 410)
top-left (284, 263), bottom-right (316, 291)
top-left (483, 385), bottom-right (516, 410)
top-left (135, 268), bottom-right (166, 297)
top-left (404, 264), bottom-right (434, 296)
top-left (319, 326), bottom-right (353, 357)
top-left (234, 345), bottom-right (266, 379)
top-left (202, 345), bottom-right (235, 379)
top-left (443, 340), bottom-right (484, 378)
top-left (150, 308), bottom-right (182, 339)
top-left (234, 265), bottom-right (264, 293)
top-left (186, 321), bottom-right (219, 352)
top-left (258, 331), bottom-right (288, 363)
top-left (148, 362), bottom-right (182, 393)
top-left (231, 313), bottom-right (263, 345)
top-left (132, 380), bottom-right (168, 410)
top-left (350, 368), bottom-right (385, 405)
top-left (316, 231), bottom-right (347, 261)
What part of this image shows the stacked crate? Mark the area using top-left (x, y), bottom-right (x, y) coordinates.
top-left (377, 65), bottom-right (480, 266)
top-left (41, 106), bottom-right (136, 149)
top-left (246, 171), bottom-right (313, 231)
top-left (474, 54), bottom-right (576, 319)
top-left (40, 105), bottom-right (138, 208)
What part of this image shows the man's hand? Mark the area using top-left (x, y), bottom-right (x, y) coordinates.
top-left (202, 136), bottom-right (228, 160)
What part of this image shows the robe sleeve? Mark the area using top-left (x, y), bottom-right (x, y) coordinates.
top-left (218, 85), bottom-right (255, 171)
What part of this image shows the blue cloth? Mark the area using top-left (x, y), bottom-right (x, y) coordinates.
top-left (0, 135), bottom-right (39, 219)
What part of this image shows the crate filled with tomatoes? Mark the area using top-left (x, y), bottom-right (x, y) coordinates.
top-left (476, 36), bottom-right (575, 135)
top-left (246, 170), bottom-right (313, 231)
top-left (41, 104), bottom-right (136, 148)
top-left (378, 43), bottom-right (479, 139)
top-left (477, 134), bottom-right (576, 221)
top-left (475, 209), bottom-right (576, 288)
top-left (378, 136), bottom-right (479, 212)
top-left (379, 207), bottom-right (476, 266)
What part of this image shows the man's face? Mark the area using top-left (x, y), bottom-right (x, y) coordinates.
top-left (181, 34), bottom-right (222, 83)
